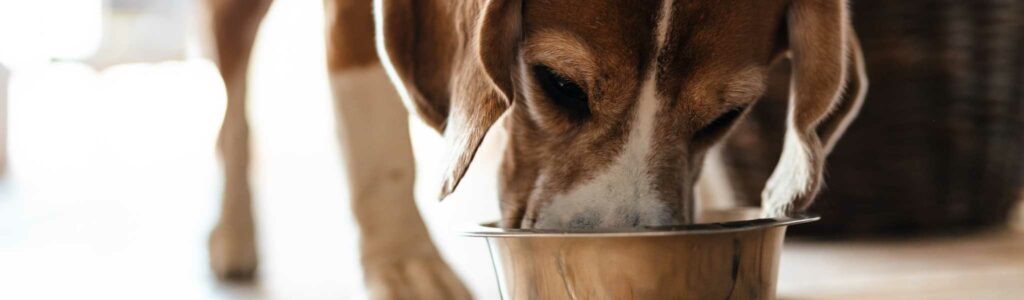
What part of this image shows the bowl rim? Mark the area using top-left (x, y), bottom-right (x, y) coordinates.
top-left (462, 213), bottom-right (819, 237)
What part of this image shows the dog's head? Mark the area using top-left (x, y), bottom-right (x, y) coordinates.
top-left (378, 0), bottom-right (866, 229)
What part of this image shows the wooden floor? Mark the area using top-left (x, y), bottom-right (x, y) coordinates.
top-left (1, 1), bottom-right (1021, 298)
top-left (778, 230), bottom-right (1024, 300)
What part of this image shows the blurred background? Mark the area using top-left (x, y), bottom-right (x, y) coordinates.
top-left (0, 0), bottom-right (1021, 299)
top-left (0, 0), bottom-right (500, 298)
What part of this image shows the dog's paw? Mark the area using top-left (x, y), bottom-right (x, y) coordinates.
top-left (363, 253), bottom-right (471, 300)
top-left (208, 222), bottom-right (258, 281)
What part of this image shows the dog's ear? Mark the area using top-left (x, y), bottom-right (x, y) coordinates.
top-left (761, 0), bottom-right (867, 217)
top-left (378, 0), bottom-right (522, 200)
top-left (437, 0), bottom-right (523, 199)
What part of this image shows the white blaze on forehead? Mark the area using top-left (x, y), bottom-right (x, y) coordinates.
top-left (533, 0), bottom-right (677, 229)
top-left (655, 0), bottom-right (675, 50)
top-left (533, 73), bottom-right (669, 229)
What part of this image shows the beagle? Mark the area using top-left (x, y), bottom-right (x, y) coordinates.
top-left (204, 0), bottom-right (866, 298)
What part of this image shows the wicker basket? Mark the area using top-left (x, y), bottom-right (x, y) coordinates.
top-left (725, 0), bottom-right (1024, 236)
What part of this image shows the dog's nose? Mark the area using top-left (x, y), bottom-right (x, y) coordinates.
top-left (566, 211), bottom-right (600, 230)
top-left (533, 196), bottom-right (674, 230)
top-left (564, 211), bottom-right (646, 230)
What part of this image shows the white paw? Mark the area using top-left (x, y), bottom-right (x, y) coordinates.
top-left (208, 221), bottom-right (258, 280)
top-left (362, 253), bottom-right (471, 300)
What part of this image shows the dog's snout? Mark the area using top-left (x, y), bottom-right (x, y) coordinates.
top-left (534, 201), bottom-right (673, 230)
top-left (567, 211), bottom-right (601, 230)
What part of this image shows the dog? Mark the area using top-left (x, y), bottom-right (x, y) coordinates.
top-left (204, 0), bottom-right (866, 298)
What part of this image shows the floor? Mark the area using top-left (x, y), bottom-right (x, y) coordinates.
top-left (1, 1), bottom-right (1022, 299)
top-left (778, 231), bottom-right (1024, 300)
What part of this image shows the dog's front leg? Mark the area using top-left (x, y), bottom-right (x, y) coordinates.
top-left (329, 65), bottom-right (470, 299)
top-left (325, 1), bottom-right (470, 298)
top-left (206, 0), bottom-right (273, 280)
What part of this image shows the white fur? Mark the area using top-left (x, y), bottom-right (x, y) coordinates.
top-left (696, 145), bottom-right (737, 212)
top-left (330, 65), bottom-right (470, 299)
top-left (655, 0), bottom-right (675, 50)
top-left (373, 0), bottom-right (420, 118)
top-left (329, 66), bottom-right (417, 204)
top-left (532, 0), bottom-right (677, 229)
top-left (761, 126), bottom-right (813, 217)
top-left (533, 74), bottom-right (669, 229)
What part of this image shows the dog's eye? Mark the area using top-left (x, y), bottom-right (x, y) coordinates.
top-left (693, 106), bottom-right (747, 142)
top-left (532, 65), bottom-right (589, 119)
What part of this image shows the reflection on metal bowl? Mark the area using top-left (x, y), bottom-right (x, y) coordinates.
top-left (464, 208), bottom-right (818, 300)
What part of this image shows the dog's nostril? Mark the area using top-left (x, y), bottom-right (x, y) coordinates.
top-left (567, 212), bottom-right (600, 230)
top-left (627, 213), bottom-right (642, 227)
top-left (614, 207), bottom-right (644, 228)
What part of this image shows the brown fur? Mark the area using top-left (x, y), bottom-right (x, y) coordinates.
top-left (379, 0), bottom-right (866, 226)
top-left (207, 0), bottom-right (869, 295)
top-left (510, 0), bottom-right (663, 226)
top-left (206, 0), bottom-right (273, 280)
top-left (760, 0), bottom-right (865, 214)
top-left (326, 0), bottom-right (379, 71)
top-left (208, 0), bottom-right (273, 81)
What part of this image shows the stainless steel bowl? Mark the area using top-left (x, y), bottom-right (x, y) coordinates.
top-left (465, 209), bottom-right (818, 300)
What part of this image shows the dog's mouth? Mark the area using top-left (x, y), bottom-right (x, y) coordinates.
top-left (506, 204), bottom-right (681, 230)
top-left (502, 207), bottom-right (796, 231)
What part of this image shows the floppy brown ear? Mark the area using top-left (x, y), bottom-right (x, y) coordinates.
top-left (761, 0), bottom-right (867, 217)
top-left (438, 0), bottom-right (523, 199)
top-left (377, 0), bottom-right (521, 200)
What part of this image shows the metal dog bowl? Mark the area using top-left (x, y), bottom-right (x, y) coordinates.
top-left (465, 208), bottom-right (818, 300)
